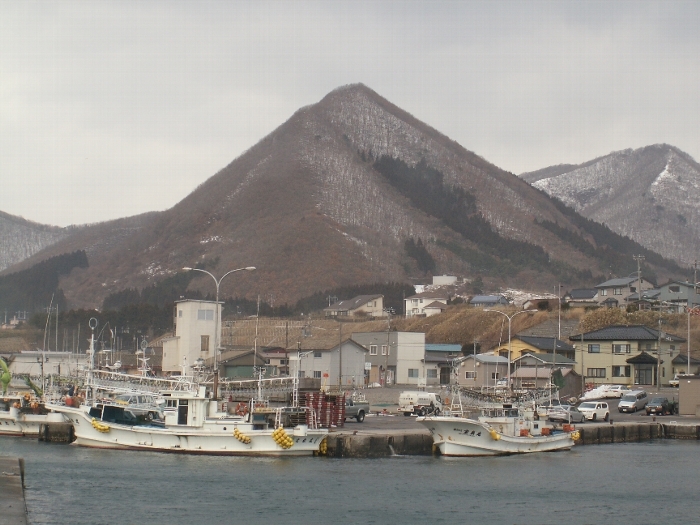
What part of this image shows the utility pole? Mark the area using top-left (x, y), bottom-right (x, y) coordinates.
top-left (634, 255), bottom-right (645, 306)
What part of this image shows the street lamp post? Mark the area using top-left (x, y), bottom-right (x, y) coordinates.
top-left (485, 309), bottom-right (537, 388)
top-left (182, 266), bottom-right (256, 378)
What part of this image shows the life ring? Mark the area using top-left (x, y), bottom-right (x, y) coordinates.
top-left (236, 403), bottom-right (249, 417)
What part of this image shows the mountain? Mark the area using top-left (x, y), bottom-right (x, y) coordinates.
top-left (0, 211), bottom-right (67, 272)
top-left (521, 144), bottom-right (700, 267)
top-left (0, 85), bottom-right (687, 311)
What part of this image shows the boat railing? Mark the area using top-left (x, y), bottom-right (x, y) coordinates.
top-left (92, 371), bottom-right (200, 394)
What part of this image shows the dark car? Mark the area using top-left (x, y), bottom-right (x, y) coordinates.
top-left (645, 397), bottom-right (670, 416)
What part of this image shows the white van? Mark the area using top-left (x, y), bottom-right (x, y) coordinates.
top-left (618, 390), bottom-right (648, 413)
top-left (398, 391), bottom-right (443, 416)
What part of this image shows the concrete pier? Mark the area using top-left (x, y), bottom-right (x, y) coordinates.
top-left (0, 457), bottom-right (27, 525)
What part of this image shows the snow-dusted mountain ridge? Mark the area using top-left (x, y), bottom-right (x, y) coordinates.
top-left (521, 144), bottom-right (700, 266)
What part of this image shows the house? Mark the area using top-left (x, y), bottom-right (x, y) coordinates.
top-left (404, 292), bottom-right (449, 318)
top-left (562, 288), bottom-right (598, 309)
top-left (493, 335), bottom-right (576, 361)
top-left (569, 324), bottom-right (685, 387)
top-left (351, 331), bottom-right (424, 386)
top-left (423, 301), bottom-right (447, 317)
top-left (657, 281), bottom-right (700, 310)
top-left (220, 349), bottom-right (272, 379)
top-left (595, 277), bottom-right (654, 308)
top-left (511, 353), bottom-right (579, 396)
top-left (162, 299), bottom-right (221, 374)
top-left (423, 343), bottom-right (463, 385)
top-left (295, 339), bottom-right (368, 388)
top-left (469, 295), bottom-right (509, 308)
top-left (453, 354), bottom-right (509, 389)
top-left (324, 294), bottom-right (384, 318)
top-left (433, 275), bottom-right (458, 286)
top-left (522, 298), bottom-right (559, 311)
top-left (671, 353), bottom-right (700, 376)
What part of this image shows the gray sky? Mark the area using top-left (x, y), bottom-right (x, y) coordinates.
top-left (2, 0), bottom-right (699, 227)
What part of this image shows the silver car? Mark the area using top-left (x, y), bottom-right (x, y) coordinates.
top-left (548, 405), bottom-right (586, 423)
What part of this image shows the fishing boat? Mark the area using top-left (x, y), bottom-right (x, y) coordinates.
top-left (0, 393), bottom-right (65, 437)
top-left (417, 403), bottom-right (579, 457)
top-left (45, 320), bottom-right (328, 456)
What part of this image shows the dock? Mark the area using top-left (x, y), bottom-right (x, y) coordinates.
top-left (0, 457), bottom-right (27, 525)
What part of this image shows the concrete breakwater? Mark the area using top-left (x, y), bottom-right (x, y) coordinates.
top-left (323, 422), bottom-right (700, 457)
top-left (0, 457), bottom-right (27, 525)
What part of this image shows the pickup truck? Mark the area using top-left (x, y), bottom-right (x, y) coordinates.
top-left (344, 395), bottom-right (370, 423)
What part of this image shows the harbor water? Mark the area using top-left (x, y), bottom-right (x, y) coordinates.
top-left (1, 438), bottom-right (699, 525)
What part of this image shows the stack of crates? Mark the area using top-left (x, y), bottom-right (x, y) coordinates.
top-left (301, 391), bottom-right (346, 428)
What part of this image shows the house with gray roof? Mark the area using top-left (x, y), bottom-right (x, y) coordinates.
top-left (423, 343), bottom-right (463, 385)
top-left (568, 324), bottom-right (685, 387)
top-left (595, 276), bottom-right (654, 308)
top-left (404, 291), bottom-right (449, 318)
top-left (562, 288), bottom-right (598, 308)
top-left (324, 294), bottom-right (384, 318)
top-left (453, 354), bottom-right (508, 389)
top-left (469, 295), bottom-right (509, 308)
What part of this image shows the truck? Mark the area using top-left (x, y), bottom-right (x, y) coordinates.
top-left (344, 393), bottom-right (370, 423)
top-left (398, 391), bottom-right (443, 416)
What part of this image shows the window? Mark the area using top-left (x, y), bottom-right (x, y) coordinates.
top-left (200, 335), bottom-right (209, 352)
top-left (412, 299), bottom-right (419, 305)
top-left (427, 369), bottom-right (438, 378)
top-left (613, 344), bottom-right (631, 354)
top-left (465, 371), bottom-right (476, 379)
top-left (600, 289), bottom-right (607, 296)
top-left (491, 372), bottom-right (500, 380)
top-left (670, 285), bottom-right (680, 293)
top-left (670, 345), bottom-right (676, 351)
top-left (381, 345), bottom-right (389, 355)
top-left (612, 365), bottom-right (631, 377)
top-left (646, 343), bottom-right (652, 351)
top-left (587, 368), bottom-right (606, 378)
top-left (313, 371), bottom-right (321, 379)
top-left (408, 369), bottom-right (419, 378)
top-left (197, 309), bottom-right (214, 321)
top-left (613, 288), bottom-right (623, 295)
top-left (369, 345), bottom-right (378, 356)
top-left (298, 371), bottom-right (305, 379)
top-left (178, 310), bottom-right (183, 318)
top-left (313, 351), bottom-right (322, 358)
top-left (588, 344), bottom-right (600, 353)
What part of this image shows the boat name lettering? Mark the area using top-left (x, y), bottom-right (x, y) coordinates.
top-left (455, 428), bottom-right (481, 437)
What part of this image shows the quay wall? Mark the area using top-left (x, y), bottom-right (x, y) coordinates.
top-left (0, 456), bottom-right (28, 525)
top-left (324, 423), bottom-right (700, 457)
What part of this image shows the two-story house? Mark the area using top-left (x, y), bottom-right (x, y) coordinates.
top-left (324, 294), bottom-right (384, 318)
top-left (295, 339), bottom-right (368, 388)
top-left (162, 299), bottom-right (221, 374)
top-left (657, 280), bottom-right (700, 311)
top-left (569, 324), bottom-right (685, 387)
top-left (423, 343), bottom-right (463, 385)
top-left (595, 277), bottom-right (654, 308)
top-left (453, 354), bottom-right (509, 389)
top-left (351, 331), bottom-right (425, 386)
top-left (493, 335), bottom-right (576, 361)
top-left (404, 292), bottom-right (449, 318)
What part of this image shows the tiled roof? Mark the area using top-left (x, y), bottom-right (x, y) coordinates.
top-left (324, 294), bottom-right (383, 312)
top-left (596, 277), bottom-right (637, 288)
top-left (425, 344), bottom-right (462, 353)
top-left (569, 324), bottom-right (686, 342)
top-left (568, 288), bottom-right (598, 300)
top-left (516, 336), bottom-right (575, 352)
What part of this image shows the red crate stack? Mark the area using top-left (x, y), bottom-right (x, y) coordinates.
top-left (301, 392), bottom-right (346, 428)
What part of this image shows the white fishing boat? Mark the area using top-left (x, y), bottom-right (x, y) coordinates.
top-left (45, 320), bottom-right (328, 456)
top-left (417, 403), bottom-right (579, 457)
top-left (0, 394), bottom-right (65, 437)
top-left (47, 384), bottom-right (327, 456)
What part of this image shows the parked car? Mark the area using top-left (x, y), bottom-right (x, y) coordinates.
top-left (577, 401), bottom-right (610, 421)
top-left (618, 390), bottom-right (648, 413)
top-left (645, 397), bottom-right (670, 416)
top-left (548, 405), bottom-right (586, 423)
top-left (669, 375), bottom-right (680, 388)
top-left (603, 385), bottom-right (631, 398)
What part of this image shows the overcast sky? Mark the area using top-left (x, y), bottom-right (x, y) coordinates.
top-left (2, 1), bottom-right (698, 227)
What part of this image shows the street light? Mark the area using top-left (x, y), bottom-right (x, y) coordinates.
top-left (182, 266), bottom-right (256, 374)
top-left (484, 309), bottom-right (537, 387)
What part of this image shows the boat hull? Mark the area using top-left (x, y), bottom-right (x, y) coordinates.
top-left (417, 416), bottom-right (575, 457)
top-left (54, 406), bottom-right (328, 456)
top-left (0, 409), bottom-right (65, 437)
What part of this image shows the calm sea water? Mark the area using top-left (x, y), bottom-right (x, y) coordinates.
top-left (1, 438), bottom-right (698, 525)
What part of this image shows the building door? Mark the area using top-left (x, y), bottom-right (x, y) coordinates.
top-left (440, 366), bottom-right (451, 385)
top-left (634, 366), bottom-right (653, 385)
